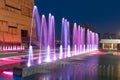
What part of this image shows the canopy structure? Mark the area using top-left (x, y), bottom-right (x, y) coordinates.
top-left (100, 39), bottom-right (120, 51)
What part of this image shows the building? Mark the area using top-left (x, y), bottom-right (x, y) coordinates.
top-left (100, 39), bottom-right (120, 51)
top-left (0, 0), bottom-right (34, 50)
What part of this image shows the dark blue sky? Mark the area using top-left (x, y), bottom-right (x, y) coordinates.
top-left (35, 0), bottom-right (120, 35)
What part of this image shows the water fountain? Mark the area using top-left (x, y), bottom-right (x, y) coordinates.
top-left (87, 29), bottom-right (89, 52)
top-left (27, 5), bottom-right (99, 67)
top-left (67, 45), bottom-right (71, 57)
top-left (73, 23), bottom-right (77, 55)
top-left (61, 18), bottom-right (70, 58)
top-left (82, 28), bottom-right (85, 53)
top-left (77, 25), bottom-right (81, 55)
top-left (27, 45), bottom-right (33, 67)
top-left (12, 5), bottom-right (100, 78)
top-left (95, 33), bottom-right (99, 50)
top-left (39, 14), bottom-right (49, 62)
top-left (48, 15), bottom-right (56, 60)
top-left (80, 45), bottom-right (82, 54)
top-left (67, 21), bottom-right (71, 57)
top-left (45, 45), bottom-right (51, 62)
top-left (27, 6), bottom-right (40, 67)
top-left (61, 18), bottom-right (65, 58)
top-left (59, 45), bottom-right (63, 59)
top-left (74, 45), bottom-right (77, 55)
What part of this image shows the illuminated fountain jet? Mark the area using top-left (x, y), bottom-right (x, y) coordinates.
top-left (45, 45), bottom-right (51, 62)
top-left (59, 45), bottom-right (63, 59)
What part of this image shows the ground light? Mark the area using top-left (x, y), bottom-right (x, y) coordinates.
top-left (2, 71), bottom-right (13, 76)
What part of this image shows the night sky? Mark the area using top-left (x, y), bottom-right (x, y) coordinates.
top-left (35, 0), bottom-right (120, 38)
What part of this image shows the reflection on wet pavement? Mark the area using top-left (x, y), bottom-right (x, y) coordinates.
top-left (21, 54), bottom-right (120, 80)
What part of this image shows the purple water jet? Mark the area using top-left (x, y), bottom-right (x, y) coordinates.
top-left (61, 18), bottom-right (70, 58)
top-left (73, 23), bottom-right (77, 55)
top-left (59, 45), bottom-right (63, 59)
top-left (49, 15), bottom-right (56, 60)
top-left (28, 6), bottom-right (41, 66)
top-left (67, 45), bottom-right (71, 57)
top-left (77, 25), bottom-right (81, 54)
top-left (27, 45), bottom-right (33, 67)
top-left (45, 45), bottom-right (51, 62)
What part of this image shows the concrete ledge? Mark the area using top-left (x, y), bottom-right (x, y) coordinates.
top-left (13, 60), bottom-right (65, 77)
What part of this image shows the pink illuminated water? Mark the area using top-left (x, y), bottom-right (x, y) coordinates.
top-left (73, 23), bottom-right (77, 55)
top-left (2, 71), bottom-right (13, 76)
top-left (2, 45), bottom-right (25, 52)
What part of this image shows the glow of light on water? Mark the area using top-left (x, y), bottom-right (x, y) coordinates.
top-left (38, 51), bottom-right (41, 64)
top-left (45, 45), bottom-right (51, 62)
top-left (80, 45), bottom-right (82, 54)
top-left (74, 45), bottom-right (77, 55)
top-left (59, 45), bottom-right (63, 59)
top-left (2, 71), bottom-right (13, 76)
top-left (87, 44), bottom-right (89, 52)
top-left (84, 44), bottom-right (86, 53)
top-left (67, 45), bottom-right (71, 57)
top-left (27, 45), bottom-right (33, 67)
top-left (38, 60), bottom-right (41, 64)
top-left (27, 62), bottom-right (31, 67)
top-left (90, 44), bottom-right (92, 51)
top-left (53, 52), bottom-right (57, 61)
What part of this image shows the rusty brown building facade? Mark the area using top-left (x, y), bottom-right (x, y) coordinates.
top-left (0, 0), bottom-right (34, 47)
